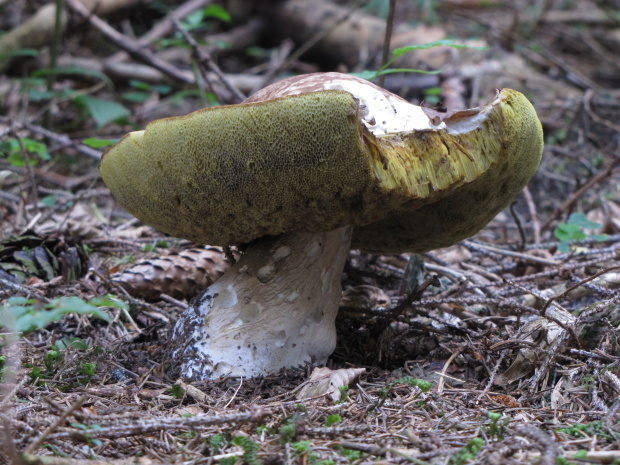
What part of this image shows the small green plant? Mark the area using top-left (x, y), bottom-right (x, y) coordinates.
top-left (177, 430), bottom-right (197, 439)
top-left (279, 422), bottom-right (296, 444)
top-left (336, 446), bottom-right (363, 462)
top-left (336, 385), bottom-right (349, 403)
top-left (55, 338), bottom-right (90, 351)
top-left (422, 86), bottom-right (443, 106)
top-left (169, 384), bottom-right (185, 399)
top-left (0, 137), bottom-right (51, 166)
top-left (45, 348), bottom-right (61, 371)
top-left (231, 435), bottom-right (262, 465)
top-left (324, 414), bottom-right (342, 427)
top-left (553, 212), bottom-right (608, 253)
top-left (292, 440), bottom-right (312, 455)
top-left (292, 441), bottom-right (332, 464)
top-left (209, 433), bottom-right (228, 454)
top-left (28, 366), bottom-right (43, 383)
top-left (219, 458), bottom-right (237, 465)
top-left (27, 337), bottom-right (95, 386)
top-left (256, 425), bottom-right (275, 436)
top-left (122, 80), bottom-right (172, 103)
top-left (581, 375), bottom-right (595, 389)
top-left (110, 254), bottom-right (136, 267)
top-left (485, 411), bottom-right (509, 440)
top-left (557, 420), bottom-right (612, 440)
top-left (379, 376), bottom-right (432, 398)
top-left (143, 240), bottom-right (169, 252)
top-left (0, 296), bottom-right (121, 334)
top-left (70, 423), bottom-right (103, 448)
top-left (156, 5), bottom-right (231, 47)
top-left (448, 437), bottom-right (484, 465)
top-left (80, 362), bottom-right (96, 382)
top-left (73, 95), bottom-right (131, 128)
top-left (570, 450), bottom-right (589, 461)
top-left (355, 40), bottom-right (488, 81)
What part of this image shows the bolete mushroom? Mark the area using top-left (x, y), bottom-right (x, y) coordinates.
top-left (100, 72), bottom-right (543, 380)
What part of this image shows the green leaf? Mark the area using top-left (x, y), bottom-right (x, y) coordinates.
top-left (121, 91), bottom-right (150, 103)
top-left (81, 362), bottom-right (96, 378)
top-left (17, 77), bottom-right (47, 87)
top-left (0, 48), bottom-right (39, 59)
top-left (74, 95), bottom-right (130, 128)
top-left (558, 241), bottom-right (571, 253)
top-left (28, 87), bottom-right (74, 102)
top-left (169, 384), bottom-right (185, 399)
top-left (324, 414), bottom-right (341, 426)
top-left (33, 67), bottom-right (114, 89)
top-left (1, 296), bottom-right (114, 334)
top-left (202, 5), bottom-right (231, 22)
top-left (88, 295), bottom-right (127, 310)
top-left (398, 376), bottom-right (432, 392)
top-left (352, 67), bottom-right (446, 81)
top-left (567, 212), bottom-right (602, 229)
top-left (292, 440), bottom-right (312, 454)
top-left (392, 40), bottom-right (488, 58)
top-left (554, 223), bottom-right (584, 242)
top-left (183, 10), bottom-right (205, 29)
top-left (0, 138), bottom-right (50, 166)
top-left (128, 80), bottom-right (172, 95)
top-left (82, 137), bottom-right (116, 148)
top-left (572, 450), bottom-right (588, 460)
top-left (41, 195), bottom-right (57, 207)
top-left (45, 350), bottom-right (61, 370)
top-left (55, 337), bottom-right (89, 350)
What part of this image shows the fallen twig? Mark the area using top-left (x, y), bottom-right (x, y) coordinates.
top-left (66, 0), bottom-right (193, 84)
top-left (45, 407), bottom-right (269, 440)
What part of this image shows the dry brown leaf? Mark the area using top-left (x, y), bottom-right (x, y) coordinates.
top-left (340, 285), bottom-right (391, 311)
top-left (297, 367), bottom-right (365, 402)
top-left (432, 245), bottom-right (473, 265)
top-left (498, 306), bottom-right (577, 384)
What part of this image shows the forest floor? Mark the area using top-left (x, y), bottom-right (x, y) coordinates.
top-left (2, 0), bottom-right (620, 464)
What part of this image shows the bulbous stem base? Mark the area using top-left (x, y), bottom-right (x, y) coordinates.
top-left (171, 226), bottom-right (354, 380)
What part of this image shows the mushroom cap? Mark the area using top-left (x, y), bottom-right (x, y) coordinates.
top-left (100, 73), bottom-right (543, 252)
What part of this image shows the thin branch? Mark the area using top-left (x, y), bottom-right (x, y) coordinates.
top-left (24, 395), bottom-right (88, 454)
top-left (173, 18), bottom-right (246, 102)
top-left (106, 0), bottom-right (214, 63)
top-left (65, 0), bottom-right (193, 84)
top-left (377, 0), bottom-right (396, 88)
top-left (46, 407), bottom-right (270, 440)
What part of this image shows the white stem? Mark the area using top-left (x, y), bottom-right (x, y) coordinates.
top-left (172, 226), bottom-right (354, 380)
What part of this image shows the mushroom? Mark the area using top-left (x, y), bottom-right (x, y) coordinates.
top-left (100, 72), bottom-right (543, 380)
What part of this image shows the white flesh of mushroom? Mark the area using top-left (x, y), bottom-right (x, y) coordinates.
top-left (244, 72), bottom-right (494, 136)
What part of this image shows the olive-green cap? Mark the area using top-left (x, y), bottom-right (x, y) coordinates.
top-left (100, 87), bottom-right (542, 252)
